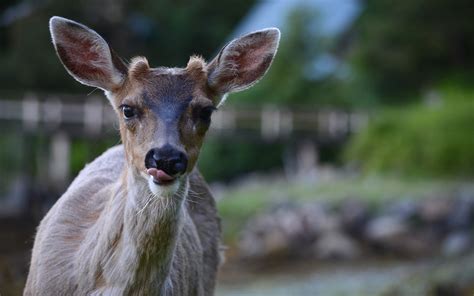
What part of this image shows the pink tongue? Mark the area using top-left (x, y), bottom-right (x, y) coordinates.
top-left (147, 168), bottom-right (174, 182)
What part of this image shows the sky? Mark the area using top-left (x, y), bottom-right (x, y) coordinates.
top-left (230, 0), bottom-right (361, 79)
top-left (231, 0), bottom-right (361, 38)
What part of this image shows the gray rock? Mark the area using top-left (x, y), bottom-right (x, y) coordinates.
top-left (313, 232), bottom-right (360, 260)
top-left (364, 215), bottom-right (433, 255)
top-left (365, 215), bottom-right (409, 243)
top-left (442, 231), bottom-right (472, 257)
top-left (384, 199), bottom-right (419, 220)
top-left (274, 203), bottom-right (307, 237)
top-left (446, 197), bottom-right (474, 231)
top-left (339, 199), bottom-right (370, 237)
top-left (239, 212), bottom-right (293, 258)
top-left (301, 202), bottom-right (341, 236)
top-left (238, 202), bottom-right (310, 259)
top-left (419, 197), bottom-right (454, 224)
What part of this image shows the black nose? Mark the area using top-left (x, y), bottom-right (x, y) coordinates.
top-left (145, 145), bottom-right (188, 176)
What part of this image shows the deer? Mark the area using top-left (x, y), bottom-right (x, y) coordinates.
top-left (23, 16), bottom-right (279, 296)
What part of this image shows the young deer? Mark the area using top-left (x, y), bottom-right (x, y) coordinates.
top-left (24, 17), bottom-right (279, 295)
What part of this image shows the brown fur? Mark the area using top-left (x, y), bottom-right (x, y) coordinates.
top-left (129, 57), bottom-right (150, 80)
top-left (25, 16), bottom-right (279, 296)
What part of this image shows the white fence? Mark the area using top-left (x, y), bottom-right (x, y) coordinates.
top-left (0, 94), bottom-right (369, 140)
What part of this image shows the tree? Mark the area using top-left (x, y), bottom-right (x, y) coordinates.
top-left (351, 0), bottom-right (474, 103)
top-left (229, 7), bottom-right (331, 106)
top-left (0, 0), bottom-right (255, 92)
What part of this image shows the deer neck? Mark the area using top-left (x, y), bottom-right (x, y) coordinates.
top-left (120, 166), bottom-right (188, 292)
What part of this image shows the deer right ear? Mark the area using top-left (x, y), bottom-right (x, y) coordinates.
top-left (49, 16), bottom-right (127, 91)
top-left (207, 28), bottom-right (280, 106)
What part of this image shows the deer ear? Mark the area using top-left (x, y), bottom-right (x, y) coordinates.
top-left (49, 16), bottom-right (127, 91)
top-left (207, 28), bottom-right (280, 105)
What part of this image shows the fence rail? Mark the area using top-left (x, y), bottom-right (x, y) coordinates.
top-left (0, 94), bottom-right (369, 140)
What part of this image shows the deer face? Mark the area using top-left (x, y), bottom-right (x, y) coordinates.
top-left (49, 16), bottom-right (280, 195)
top-left (113, 59), bottom-right (216, 193)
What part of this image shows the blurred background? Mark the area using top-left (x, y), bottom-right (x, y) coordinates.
top-left (1, 0), bottom-right (474, 295)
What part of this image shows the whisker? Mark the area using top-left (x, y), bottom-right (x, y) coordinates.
top-left (87, 87), bottom-right (100, 96)
top-left (136, 193), bottom-right (154, 216)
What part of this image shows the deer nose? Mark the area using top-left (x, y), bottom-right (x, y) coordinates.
top-left (145, 145), bottom-right (188, 176)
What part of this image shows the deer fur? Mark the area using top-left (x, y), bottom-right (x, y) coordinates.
top-left (24, 16), bottom-right (279, 296)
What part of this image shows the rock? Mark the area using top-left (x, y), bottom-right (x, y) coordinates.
top-left (237, 192), bottom-right (474, 261)
top-left (419, 197), bottom-right (455, 224)
top-left (238, 201), bottom-right (345, 260)
top-left (238, 202), bottom-right (311, 259)
top-left (339, 199), bottom-right (371, 237)
top-left (274, 203), bottom-right (307, 238)
top-left (384, 199), bottom-right (419, 221)
top-left (364, 215), bottom-right (433, 256)
top-left (446, 197), bottom-right (474, 231)
top-left (313, 232), bottom-right (360, 260)
top-left (300, 202), bottom-right (340, 237)
top-left (365, 215), bottom-right (409, 243)
top-left (239, 216), bottom-right (290, 258)
top-left (442, 231), bottom-right (472, 257)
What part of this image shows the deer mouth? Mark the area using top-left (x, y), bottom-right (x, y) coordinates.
top-left (146, 168), bottom-right (176, 186)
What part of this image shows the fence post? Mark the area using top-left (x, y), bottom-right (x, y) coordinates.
top-left (49, 131), bottom-right (71, 189)
top-left (261, 105), bottom-right (280, 140)
top-left (43, 97), bottom-right (62, 129)
top-left (22, 93), bottom-right (39, 131)
top-left (211, 109), bottom-right (236, 134)
top-left (296, 140), bottom-right (318, 180)
top-left (84, 97), bottom-right (103, 135)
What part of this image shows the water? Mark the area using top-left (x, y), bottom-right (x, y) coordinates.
top-left (216, 260), bottom-right (430, 296)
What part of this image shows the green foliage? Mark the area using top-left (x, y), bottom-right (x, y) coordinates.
top-left (227, 5), bottom-right (377, 108)
top-left (0, 0), bottom-right (254, 92)
top-left (0, 128), bottom-right (22, 195)
top-left (351, 0), bottom-right (474, 102)
top-left (69, 136), bottom-right (119, 177)
top-left (198, 137), bottom-right (284, 182)
top-left (345, 88), bottom-right (474, 177)
top-left (228, 7), bottom-right (333, 107)
top-left (217, 187), bottom-right (270, 243)
top-left (130, 0), bottom-right (255, 66)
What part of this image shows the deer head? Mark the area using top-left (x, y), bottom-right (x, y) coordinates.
top-left (49, 16), bottom-right (280, 196)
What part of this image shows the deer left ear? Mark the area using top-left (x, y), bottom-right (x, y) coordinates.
top-left (49, 16), bottom-right (127, 91)
top-left (207, 28), bottom-right (280, 105)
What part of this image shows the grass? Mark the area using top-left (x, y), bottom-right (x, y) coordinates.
top-left (216, 173), bottom-right (468, 243)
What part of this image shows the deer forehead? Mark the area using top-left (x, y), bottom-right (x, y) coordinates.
top-left (117, 57), bottom-right (211, 112)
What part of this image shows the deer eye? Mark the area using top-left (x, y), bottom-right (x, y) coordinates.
top-left (120, 105), bottom-right (136, 119)
top-left (199, 106), bottom-right (216, 122)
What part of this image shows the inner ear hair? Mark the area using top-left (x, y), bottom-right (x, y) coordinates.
top-left (111, 48), bottom-right (128, 76)
top-left (206, 27), bottom-right (280, 106)
top-left (49, 16), bottom-right (126, 91)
